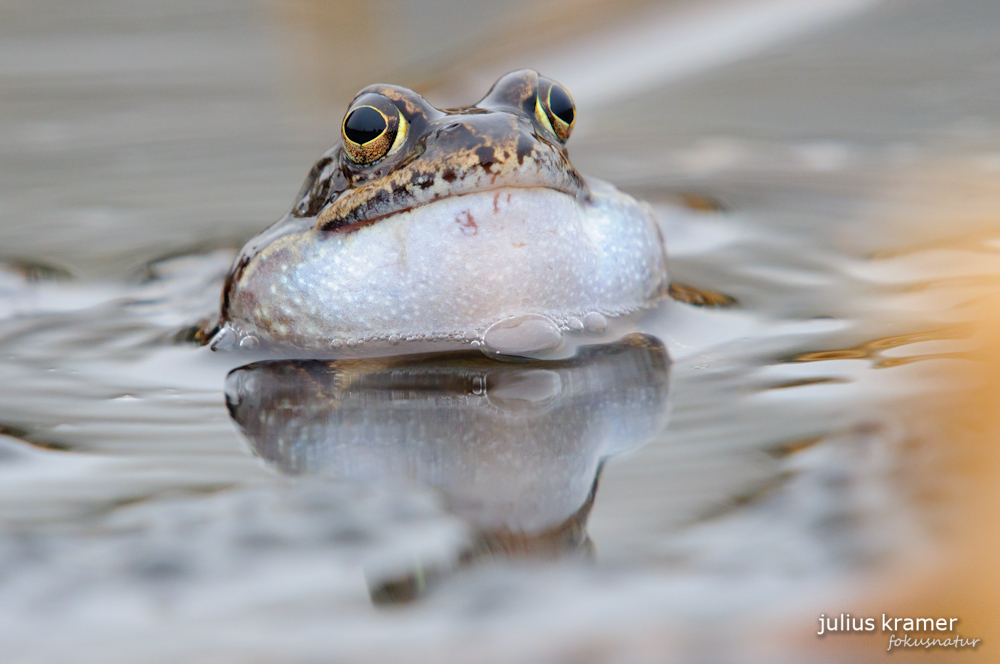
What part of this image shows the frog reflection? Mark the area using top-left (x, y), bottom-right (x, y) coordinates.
top-left (224, 334), bottom-right (670, 602)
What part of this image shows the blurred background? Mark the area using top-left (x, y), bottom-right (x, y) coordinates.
top-left (2, 0), bottom-right (1000, 662)
top-left (8, 0), bottom-right (1000, 277)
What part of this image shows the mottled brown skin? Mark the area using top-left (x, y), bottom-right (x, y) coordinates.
top-left (293, 69), bottom-right (590, 232)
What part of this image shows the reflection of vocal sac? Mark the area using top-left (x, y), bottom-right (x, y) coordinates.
top-left (225, 334), bottom-right (671, 544)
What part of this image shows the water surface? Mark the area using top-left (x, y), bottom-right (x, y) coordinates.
top-left (3, 1), bottom-right (999, 662)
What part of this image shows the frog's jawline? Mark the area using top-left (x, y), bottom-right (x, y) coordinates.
top-left (323, 183), bottom-right (587, 235)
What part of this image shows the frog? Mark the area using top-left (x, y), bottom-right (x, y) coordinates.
top-left (217, 69), bottom-right (669, 354)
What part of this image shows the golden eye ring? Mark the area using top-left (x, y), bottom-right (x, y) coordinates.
top-left (535, 77), bottom-right (576, 143)
top-left (342, 94), bottom-right (409, 164)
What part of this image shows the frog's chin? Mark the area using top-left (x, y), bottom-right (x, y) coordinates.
top-left (222, 183), bottom-right (668, 355)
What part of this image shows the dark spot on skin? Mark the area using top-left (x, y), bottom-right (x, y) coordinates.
top-left (436, 122), bottom-right (480, 149)
top-left (416, 175), bottom-right (434, 190)
top-left (516, 134), bottom-right (534, 165)
top-left (220, 255), bottom-right (250, 321)
top-left (391, 182), bottom-right (408, 202)
top-left (443, 170), bottom-right (457, 183)
top-left (475, 145), bottom-right (497, 172)
top-left (456, 210), bottom-right (477, 235)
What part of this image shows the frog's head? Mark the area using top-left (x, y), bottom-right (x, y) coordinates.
top-left (294, 68), bottom-right (588, 231)
top-left (218, 69), bottom-right (667, 353)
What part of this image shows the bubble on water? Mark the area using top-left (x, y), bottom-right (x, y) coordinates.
top-left (463, 329), bottom-right (477, 341)
top-left (471, 375), bottom-right (485, 396)
top-left (567, 317), bottom-right (585, 332)
top-left (483, 315), bottom-right (563, 355)
top-left (470, 340), bottom-right (481, 349)
top-left (239, 335), bottom-right (259, 350)
top-left (388, 334), bottom-right (400, 345)
top-left (583, 312), bottom-right (608, 334)
top-left (347, 338), bottom-right (359, 348)
top-left (210, 326), bottom-right (236, 351)
top-left (330, 339), bottom-right (343, 349)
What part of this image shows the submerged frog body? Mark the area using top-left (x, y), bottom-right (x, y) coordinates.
top-left (219, 69), bottom-right (668, 353)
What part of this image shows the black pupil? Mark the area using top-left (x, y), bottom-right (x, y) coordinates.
top-left (548, 86), bottom-right (574, 125)
top-left (344, 106), bottom-right (387, 144)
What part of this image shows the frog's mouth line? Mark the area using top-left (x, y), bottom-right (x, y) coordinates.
top-left (321, 184), bottom-right (589, 236)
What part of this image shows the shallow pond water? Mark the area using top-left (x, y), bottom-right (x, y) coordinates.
top-left (3, 1), bottom-right (1000, 662)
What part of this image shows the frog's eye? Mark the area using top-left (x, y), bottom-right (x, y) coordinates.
top-left (535, 77), bottom-right (575, 143)
top-left (341, 94), bottom-right (409, 164)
